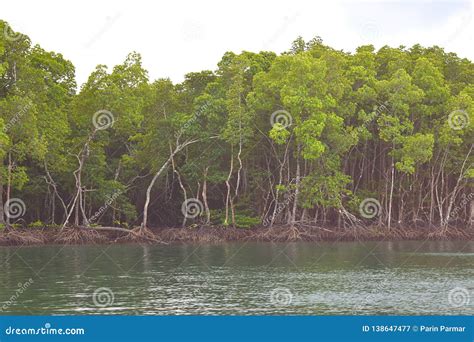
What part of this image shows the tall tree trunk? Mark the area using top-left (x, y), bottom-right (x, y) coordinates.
top-left (142, 139), bottom-right (200, 230)
top-left (170, 150), bottom-right (187, 228)
top-left (62, 130), bottom-right (97, 229)
top-left (202, 166), bottom-right (211, 225)
top-left (142, 156), bottom-right (174, 230)
top-left (112, 161), bottom-right (121, 224)
top-left (387, 156), bottom-right (395, 230)
top-left (231, 134), bottom-right (243, 227)
top-left (224, 147), bottom-right (234, 226)
top-left (6, 152), bottom-right (12, 206)
top-left (429, 165), bottom-right (435, 227)
top-left (291, 144), bottom-right (301, 226)
top-left (270, 138), bottom-right (291, 227)
top-left (44, 161), bottom-right (68, 224)
top-left (442, 145), bottom-right (472, 229)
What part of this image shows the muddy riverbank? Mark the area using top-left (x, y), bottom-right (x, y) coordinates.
top-left (0, 225), bottom-right (472, 246)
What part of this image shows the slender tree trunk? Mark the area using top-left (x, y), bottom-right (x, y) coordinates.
top-left (74, 197), bottom-right (79, 226)
top-left (224, 147), bottom-right (234, 226)
top-left (142, 156), bottom-right (173, 230)
top-left (231, 135), bottom-right (243, 227)
top-left (429, 166), bottom-right (435, 227)
top-left (51, 191), bottom-right (56, 224)
top-left (6, 152), bottom-right (12, 206)
top-left (291, 144), bottom-right (301, 226)
top-left (388, 156), bottom-right (394, 230)
top-left (170, 152), bottom-right (187, 227)
top-left (112, 161), bottom-right (121, 224)
top-left (443, 145), bottom-right (472, 229)
top-left (142, 139), bottom-right (201, 229)
top-left (202, 166), bottom-right (211, 225)
top-left (44, 161), bottom-right (68, 223)
top-left (270, 138), bottom-right (291, 227)
top-left (62, 130), bottom-right (97, 229)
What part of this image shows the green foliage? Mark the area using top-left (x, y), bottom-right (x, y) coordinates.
top-left (233, 214), bottom-right (261, 229)
top-left (211, 209), bottom-right (260, 228)
top-left (29, 220), bottom-right (44, 228)
top-left (269, 123), bottom-right (290, 144)
top-left (394, 133), bottom-right (434, 174)
top-left (0, 23), bottom-right (471, 229)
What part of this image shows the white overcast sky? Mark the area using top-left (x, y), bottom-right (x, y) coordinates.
top-left (1, 0), bottom-right (473, 88)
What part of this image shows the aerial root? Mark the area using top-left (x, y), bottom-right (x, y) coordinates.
top-left (3, 229), bottom-right (45, 245)
top-left (55, 227), bottom-right (107, 244)
top-left (287, 225), bottom-right (302, 241)
top-left (427, 226), bottom-right (470, 239)
top-left (120, 226), bottom-right (165, 244)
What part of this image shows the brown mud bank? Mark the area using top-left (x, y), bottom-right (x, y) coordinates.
top-left (0, 225), bottom-right (472, 246)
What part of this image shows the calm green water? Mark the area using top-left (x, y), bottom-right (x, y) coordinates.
top-left (0, 241), bottom-right (473, 315)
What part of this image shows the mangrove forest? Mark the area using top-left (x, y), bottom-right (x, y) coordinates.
top-left (0, 20), bottom-right (472, 244)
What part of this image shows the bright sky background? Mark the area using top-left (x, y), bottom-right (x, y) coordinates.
top-left (1, 0), bottom-right (473, 88)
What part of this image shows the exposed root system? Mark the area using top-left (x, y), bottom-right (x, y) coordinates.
top-left (1, 229), bottom-right (45, 245)
top-left (119, 227), bottom-right (164, 244)
top-left (55, 227), bottom-right (108, 244)
top-left (0, 224), bottom-right (471, 246)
